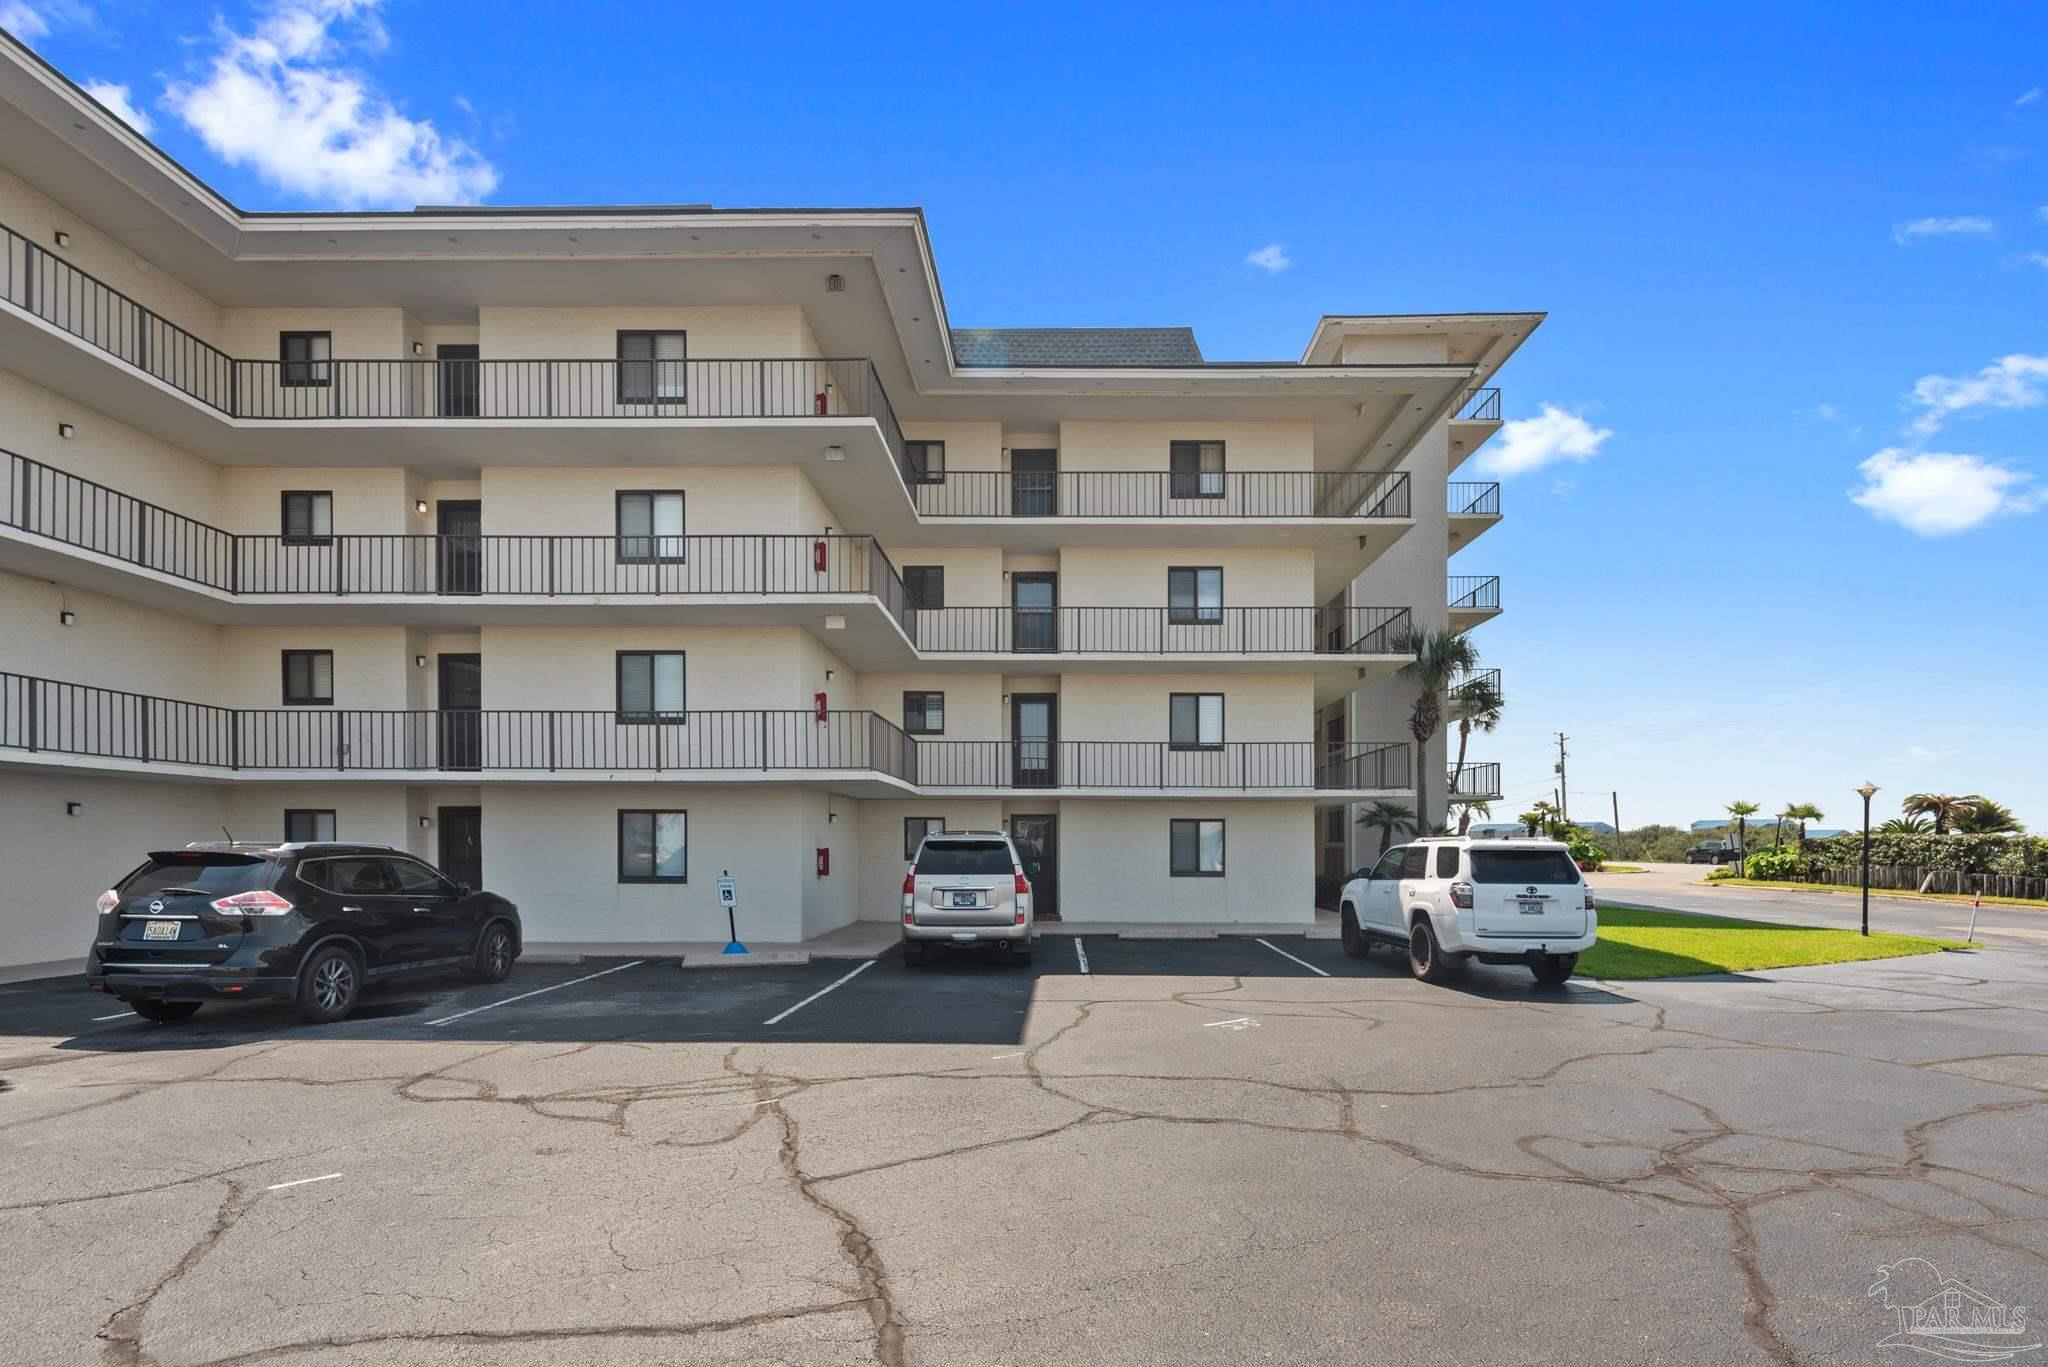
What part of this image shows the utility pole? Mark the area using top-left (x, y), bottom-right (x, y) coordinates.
top-left (1612, 792), bottom-right (1622, 858)
top-left (1554, 733), bottom-right (1570, 825)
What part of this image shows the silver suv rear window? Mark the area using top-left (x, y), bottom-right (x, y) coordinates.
top-left (1470, 849), bottom-right (1580, 884)
top-left (917, 841), bottom-right (1012, 876)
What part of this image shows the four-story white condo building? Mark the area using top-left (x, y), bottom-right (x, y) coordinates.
top-left (0, 36), bottom-right (1526, 976)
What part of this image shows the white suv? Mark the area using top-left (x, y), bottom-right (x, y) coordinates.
top-left (1336, 837), bottom-right (1595, 986)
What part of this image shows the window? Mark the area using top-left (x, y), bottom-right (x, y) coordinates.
top-left (1169, 440), bottom-right (1225, 499)
top-left (279, 331), bottom-right (331, 388)
top-left (617, 331), bottom-right (686, 403)
top-left (617, 491), bottom-right (686, 562)
top-left (305, 857), bottom-right (390, 896)
top-left (1323, 808), bottom-right (1344, 845)
top-left (904, 816), bottom-right (945, 860)
top-left (280, 491), bottom-right (333, 545)
top-left (1398, 845), bottom-right (1430, 880)
top-left (1435, 845), bottom-right (1461, 878)
top-left (1168, 693), bottom-right (1224, 750)
top-left (1368, 846), bottom-right (1407, 881)
top-left (385, 858), bottom-right (453, 896)
top-left (283, 809), bottom-right (335, 842)
top-left (1170, 818), bottom-right (1225, 876)
top-left (618, 810), bottom-right (687, 882)
top-left (1168, 567), bottom-right (1224, 625)
top-left (1470, 848), bottom-right (1582, 885)
top-left (915, 839), bottom-right (1012, 875)
top-left (906, 441), bottom-right (946, 484)
top-left (616, 651), bottom-right (686, 721)
top-left (902, 565), bottom-right (945, 610)
top-left (903, 691), bottom-right (945, 735)
top-left (281, 650), bottom-right (334, 706)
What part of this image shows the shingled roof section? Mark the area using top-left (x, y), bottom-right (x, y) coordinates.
top-left (950, 327), bottom-right (1205, 368)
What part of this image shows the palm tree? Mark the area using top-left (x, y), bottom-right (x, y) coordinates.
top-left (1355, 800), bottom-right (1416, 857)
top-left (1725, 800), bottom-right (1760, 861)
top-left (1517, 808), bottom-right (1546, 837)
top-left (1903, 793), bottom-right (1980, 836)
top-left (1879, 815), bottom-right (1932, 835)
top-left (1953, 800), bottom-right (2023, 835)
top-left (1392, 626), bottom-right (1480, 830)
top-left (1452, 798), bottom-right (1493, 836)
top-left (1782, 801), bottom-right (1824, 846)
top-left (1447, 675), bottom-right (1505, 802)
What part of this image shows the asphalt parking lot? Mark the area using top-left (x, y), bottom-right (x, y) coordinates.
top-left (5, 936), bottom-right (2048, 1365)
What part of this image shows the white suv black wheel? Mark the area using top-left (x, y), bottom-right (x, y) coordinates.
top-left (1407, 918), bottom-right (1459, 986)
top-left (1339, 906), bottom-right (1368, 959)
top-left (1531, 952), bottom-right (1577, 987)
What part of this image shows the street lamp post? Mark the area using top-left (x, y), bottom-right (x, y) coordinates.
top-left (1856, 782), bottom-right (1879, 937)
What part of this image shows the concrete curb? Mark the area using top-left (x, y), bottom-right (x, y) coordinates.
top-left (680, 951), bottom-right (810, 969)
top-left (1121, 928), bottom-right (1219, 940)
top-left (520, 953), bottom-right (587, 965)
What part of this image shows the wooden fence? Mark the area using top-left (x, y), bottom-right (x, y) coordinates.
top-left (1796, 863), bottom-right (2046, 901)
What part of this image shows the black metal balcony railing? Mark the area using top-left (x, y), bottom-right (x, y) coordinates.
top-left (0, 673), bottom-right (1407, 792)
top-left (1452, 668), bottom-right (1502, 697)
top-left (911, 606), bottom-right (1410, 655)
top-left (1448, 482), bottom-right (1501, 517)
top-left (910, 469), bottom-right (1409, 520)
top-left (1456, 387), bottom-right (1501, 422)
top-left (1449, 576), bottom-right (1501, 612)
top-left (1449, 763), bottom-right (1503, 800)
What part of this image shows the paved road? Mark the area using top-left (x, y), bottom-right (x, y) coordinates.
top-left (4, 934), bottom-right (2048, 1365)
top-left (1593, 861), bottom-right (2048, 949)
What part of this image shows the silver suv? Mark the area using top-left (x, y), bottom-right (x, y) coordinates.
top-left (902, 830), bottom-right (1035, 965)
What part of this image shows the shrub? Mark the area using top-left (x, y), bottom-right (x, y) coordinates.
top-left (1744, 846), bottom-right (1802, 880)
top-left (1566, 832), bottom-right (1605, 871)
top-left (1314, 873), bottom-right (1347, 909)
top-left (1704, 866), bottom-right (1738, 881)
top-left (1805, 833), bottom-right (2016, 873)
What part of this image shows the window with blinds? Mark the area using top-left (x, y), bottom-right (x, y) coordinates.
top-left (617, 331), bottom-right (687, 403)
top-left (616, 651), bottom-right (686, 721)
top-left (617, 490), bottom-right (686, 562)
top-left (1168, 693), bottom-right (1224, 750)
top-left (281, 650), bottom-right (334, 706)
top-left (281, 491), bottom-right (333, 544)
top-left (1169, 441), bottom-right (1225, 499)
top-left (1167, 567), bottom-right (1224, 625)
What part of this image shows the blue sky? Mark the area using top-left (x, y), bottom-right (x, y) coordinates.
top-left (11, 0), bottom-right (2048, 830)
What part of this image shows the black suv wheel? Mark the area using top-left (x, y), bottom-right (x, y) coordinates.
top-left (469, 922), bottom-right (515, 983)
top-left (1339, 905), bottom-right (1368, 959)
top-left (295, 945), bottom-right (361, 1023)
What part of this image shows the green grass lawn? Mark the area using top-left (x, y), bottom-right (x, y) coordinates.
top-left (1592, 863), bottom-right (1644, 873)
top-left (1578, 905), bottom-right (1968, 980)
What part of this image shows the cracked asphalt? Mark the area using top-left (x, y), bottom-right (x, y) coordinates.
top-left (4, 932), bottom-right (2047, 1366)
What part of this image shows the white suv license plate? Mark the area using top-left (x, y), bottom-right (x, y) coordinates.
top-left (951, 893), bottom-right (978, 908)
top-left (143, 920), bottom-right (182, 940)
top-left (1518, 900), bottom-right (1546, 915)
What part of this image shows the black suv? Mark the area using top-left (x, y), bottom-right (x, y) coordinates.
top-left (87, 842), bottom-right (521, 1024)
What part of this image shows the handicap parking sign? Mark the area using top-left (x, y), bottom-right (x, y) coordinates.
top-left (717, 875), bottom-right (736, 907)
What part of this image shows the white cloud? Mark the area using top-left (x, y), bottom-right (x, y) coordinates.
top-left (1244, 242), bottom-right (1291, 275)
top-left (0, 1), bottom-right (48, 36)
top-left (162, 0), bottom-right (497, 208)
top-left (1891, 216), bottom-right (1995, 245)
top-left (1813, 403), bottom-right (1841, 421)
top-left (2018, 87), bottom-right (2043, 108)
top-left (1476, 403), bottom-right (1612, 479)
top-left (82, 80), bottom-right (152, 134)
top-left (1906, 352), bottom-right (2048, 436)
top-left (1851, 448), bottom-right (2041, 535)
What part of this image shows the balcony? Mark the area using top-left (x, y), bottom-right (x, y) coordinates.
top-left (1448, 386), bottom-right (1503, 472)
top-left (1447, 481), bottom-right (1502, 555)
top-left (1448, 762), bottom-right (1503, 802)
top-left (0, 672), bottom-right (1408, 799)
top-left (1449, 668), bottom-right (1502, 718)
top-left (1448, 575), bottom-right (1501, 631)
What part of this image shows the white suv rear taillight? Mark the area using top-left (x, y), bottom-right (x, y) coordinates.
top-left (1449, 881), bottom-right (1474, 910)
top-left (96, 889), bottom-right (119, 915)
top-left (1584, 888), bottom-right (1596, 911)
top-left (210, 890), bottom-right (294, 916)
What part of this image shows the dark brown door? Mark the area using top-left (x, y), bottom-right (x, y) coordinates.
top-left (437, 500), bottom-right (482, 595)
top-left (1011, 814), bottom-right (1058, 919)
top-left (1011, 573), bottom-right (1058, 653)
top-left (437, 344), bottom-right (480, 417)
top-left (438, 653), bottom-right (482, 771)
top-left (1010, 449), bottom-right (1057, 516)
top-left (438, 806), bottom-right (482, 889)
top-left (1012, 693), bottom-right (1056, 788)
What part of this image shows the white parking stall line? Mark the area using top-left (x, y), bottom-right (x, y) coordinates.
top-left (1254, 938), bottom-right (1330, 977)
top-left (425, 959), bottom-right (646, 1027)
top-left (268, 1173), bottom-right (343, 1191)
top-left (1074, 938), bottom-right (1091, 975)
top-left (762, 959), bottom-right (877, 1026)
top-left (92, 1012), bottom-right (131, 1021)
top-left (1202, 1017), bottom-right (1252, 1028)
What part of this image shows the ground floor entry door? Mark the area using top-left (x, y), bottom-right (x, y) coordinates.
top-left (1011, 814), bottom-right (1058, 920)
top-left (438, 806), bottom-right (483, 889)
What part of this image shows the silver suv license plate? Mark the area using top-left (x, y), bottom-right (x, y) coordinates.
top-left (144, 920), bottom-right (181, 940)
top-left (952, 893), bottom-right (977, 908)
